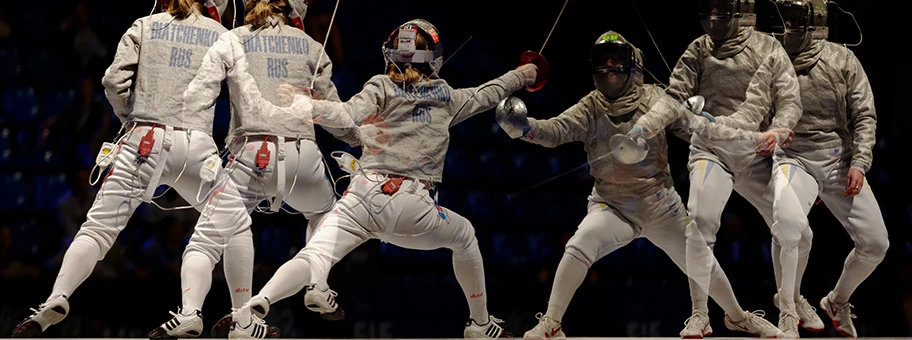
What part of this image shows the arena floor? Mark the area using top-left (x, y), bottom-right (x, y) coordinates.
top-left (27, 338), bottom-right (912, 340)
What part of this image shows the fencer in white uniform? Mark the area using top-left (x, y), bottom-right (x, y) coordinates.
top-left (665, 0), bottom-right (813, 337)
top-left (225, 19), bottom-right (538, 339)
top-left (507, 31), bottom-right (790, 340)
top-left (10, 1), bottom-right (242, 338)
top-left (763, 1), bottom-right (888, 337)
top-left (153, 0), bottom-right (360, 338)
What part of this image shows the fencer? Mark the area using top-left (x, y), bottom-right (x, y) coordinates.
top-left (501, 31), bottom-right (788, 340)
top-left (225, 19), bottom-right (538, 339)
top-left (11, 0), bottom-right (242, 338)
top-left (664, 0), bottom-right (815, 337)
top-left (762, 1), bottom-right (888, 337)
top-left (152, 0), bottom-right (360, 338)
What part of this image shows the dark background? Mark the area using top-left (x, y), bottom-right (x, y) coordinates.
top-left (1, 0), bottom-right (910, 338)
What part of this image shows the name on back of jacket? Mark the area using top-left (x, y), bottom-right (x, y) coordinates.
top-left (150, 22), bottom-right (221, 47)
top-left (241, 34), bottom-right (310, 55)
top-left (150, 22), bottom-right (221, 69)
top-left (240, 34), bottom-right (311, 78)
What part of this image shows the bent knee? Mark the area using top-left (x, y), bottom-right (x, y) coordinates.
top-left (183, 244), bottom-right (222, 264)
top-left (564, 235), bottom-right (597, 268)
top-left (859, 236), bottom-right (889, 261)
top-left (449, 220), bottom-right (480, 260)
top-left (73, 230), bottom-right (115, 258)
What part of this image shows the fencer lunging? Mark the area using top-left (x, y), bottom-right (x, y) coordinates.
top-left (225, 19), bottom-right (538, 339)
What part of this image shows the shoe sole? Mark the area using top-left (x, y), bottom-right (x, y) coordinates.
top-left (148, 327), bottom-right (175, 339)
top-left (11, 321), bottom-right (42, 338)
top-left (801, 324), bottom-right (824, 332)
top-left (776, 294), bottom-right (825, 333)
top-left (681, 328), bottom-right (712, 339)
top-left (819, 297), bottom-right (856, 338)
top-left (211, 316), bottom-right (232, 338)
top-left (319, 308), bottom-right (345, 321)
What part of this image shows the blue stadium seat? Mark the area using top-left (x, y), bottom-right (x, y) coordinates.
top-left (0, 172), bottom-right (29, 209)
top-left (11, 218), bottom-right (41, 258)
top-left (489, 232), bottom-right (514, 261)
top-left (0, 128), bottom-right (12, 164)
top-left (15, 128), bottom-right (40, 166)
top-left (525, 232), bottom-right (554, 263)
top-left (464, 189), bottom-right (499, 224)
top-left (2, 87), bottom-right (38, 124)
top-left (501, 195), bottom-right (533, 226)
top-left (34, 173), bottom-right (70, 210)
top-left (0, 47), bottom-right (20, 83)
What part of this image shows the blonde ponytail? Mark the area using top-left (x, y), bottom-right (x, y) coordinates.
top-left (168, 0), bottom-right (205, 19)
top-left (245, 0), bottom-right (291, 30)
top-left (386, 65), bottom-right (428, 86)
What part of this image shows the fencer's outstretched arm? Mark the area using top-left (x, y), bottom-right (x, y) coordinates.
top-left (101, 18), bottom-right (142, 122)
top-left (449, 64), bottom-right (537, 126)
top-left (714, 49), bottom-right (802, 131)
top-left (183, 32), bottom-right (315, 129)
top-left (845, 50), bottom-right (877, 173)
top-left (630, 88), bottom-right (761, 143)
top-left (520, 98), bottom-right (593, 148)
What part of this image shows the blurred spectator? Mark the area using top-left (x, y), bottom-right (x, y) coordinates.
top-left (304, 0), bottom-right (344, 62)
top-left (62, 3), bottom-right (108, 72)
top-left (0, 11), bottom-right (11, 40)
top-left (0, 224), bottom-right (12, 275)
top-left (0, 224), bottom-right (40, 278)
top-left (40, 75), bottom-right (113, 165)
